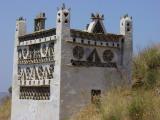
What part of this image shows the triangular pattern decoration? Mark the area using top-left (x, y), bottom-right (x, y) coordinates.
top-left (34, 67), bottom-right (39, 80)
top-left (87, 48), bottom-right (101, 63)
top-left (44, 67), bottom-right (50, 79)
top-left (93, 20), bottom-right (105, 34)
top-left (23, 70), bottom-right (26, 81)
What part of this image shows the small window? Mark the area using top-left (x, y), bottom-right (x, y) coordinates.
top-left (65, 19), bottom-right (68, 23)
top-left (38, 81), bottom-right (40, 85)
top-left (58, 19), bottom-right (61, 23)
top-left (122, 23), bottom-right (123, 26)
top-left (122, 39), bottom-right (124, 43)
top-left (64, 12), bottom-right (69, 17)
top-left (91, 90), bottom-right (101, 105)
top-left (43, 80), bottom-right (45, 85)
top-left (127, 23), bottom-right (130, 26)
top-left (117, 43), bottom-right (120, 47)
top-left (88, 41), bottom-right (90, 44)
top-left (94, 41), bottom-right (97, 46)
top-left (127, 28), bottom-right (130, 32)
top-left (113, 43), bottom-right (115, 46)
top-left (24, 81), bottom-right (26, 85)
top-left (73, 38), bottom-right (76, 42)
top-left (81, 39), bottom-right (84, 43)
top-left (101, 42), bottom-right (103, 45)
top-left (106, 43), bottom-right (109, 46)
top-left (29, 81), bottom-right (31, 85)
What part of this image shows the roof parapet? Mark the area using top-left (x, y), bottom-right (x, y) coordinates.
top-left (91, 13), bottom-right (104, 20)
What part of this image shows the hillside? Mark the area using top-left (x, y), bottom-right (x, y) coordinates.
top-left (73, 88), bottom-right (160, 120)
top-left (0, 96), bottom-right (11, 120)
top-left (0, 92), bottom-right (8, 105)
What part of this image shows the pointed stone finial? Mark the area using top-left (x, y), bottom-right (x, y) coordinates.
top-left (68, 8), bottom-right (71, 11)
top-left (91, 13), bottom-right (104, 20)
top-left (57, 7), bottom-right (59, 11)
top-left (96, 13), bottom-right (99, 18)
top-left (124, 14), bottom-right (129, 18)
top-left (62, 3), bottom-right (65, 10)
top-left (17, 17), bottom-right (24, 21)
top-left (101, 14), bottom-right (104, 19)
top-left (91, 13), bottom-right (95, 18)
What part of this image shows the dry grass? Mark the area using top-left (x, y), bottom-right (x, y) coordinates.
top-left (0, 97), bottom-right (11, 120)
top-left (72, 104), bottom-right (102, 120)
top-left (74, 44), bottom-right (160, 120)
top-left (133, 44), bottom-right (160, 88)
top-left (73, 88), bottom-right (160, 120)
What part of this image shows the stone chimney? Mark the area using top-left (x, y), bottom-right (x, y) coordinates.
top-left (34, 12), bottom-right (46, 31)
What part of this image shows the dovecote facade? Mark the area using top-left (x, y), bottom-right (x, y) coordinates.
top-left (11, 4), bottom-right (133, 120)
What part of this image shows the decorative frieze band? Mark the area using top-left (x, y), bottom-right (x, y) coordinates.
top-left (18, 35), bottom-right (56, 46)
top-left (66, 37), bottom-right (121, 48)
top-left (18, 56), bottom-right (54, 65)
top-left (19, 86), bottom-right (50, 100)
top-left (18, 42), bottom-right (54, 64)
top-left (71, 59), bottom-right (117, 68)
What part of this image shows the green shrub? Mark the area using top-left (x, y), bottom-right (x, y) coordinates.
top-left (145, 70), bottom-right (157, 88)
top-left (107, 115), bottom-right (120, 120)
top-left (73, 87), bottom-right (160, 120)
top-left (128, 95), bottom-right (144, 120)
top-left (133, 44), bottom-right (160, 88)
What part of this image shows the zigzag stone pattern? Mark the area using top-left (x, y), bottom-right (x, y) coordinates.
top-left (17, 41), bottom-right (54, 100)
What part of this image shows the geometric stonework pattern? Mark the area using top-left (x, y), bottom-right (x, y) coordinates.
top-left (93, 20), bottom-right (105, 34)
top-left (87, 48), bottom-right (101, 63)
top-left (18, 64), bottom-right (54, 81)
top-left (19, 86), bottom-right (50, 100)
top-left (71, 48), bottom-right (117, 68)
top-left (103, 50), bottom-right (114, 62)
top-left (73, 46), bottom-right (84, 59)
top-left (17, 41), bottom-right (54, 100)
top-left (18, 42), bottom-right (54, 65)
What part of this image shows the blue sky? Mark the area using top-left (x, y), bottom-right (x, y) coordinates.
top-left (0, 0), bottom-right (160, 92)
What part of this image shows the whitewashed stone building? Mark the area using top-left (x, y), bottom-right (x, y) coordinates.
top-left (11, 4), bottom-right (133, 120)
